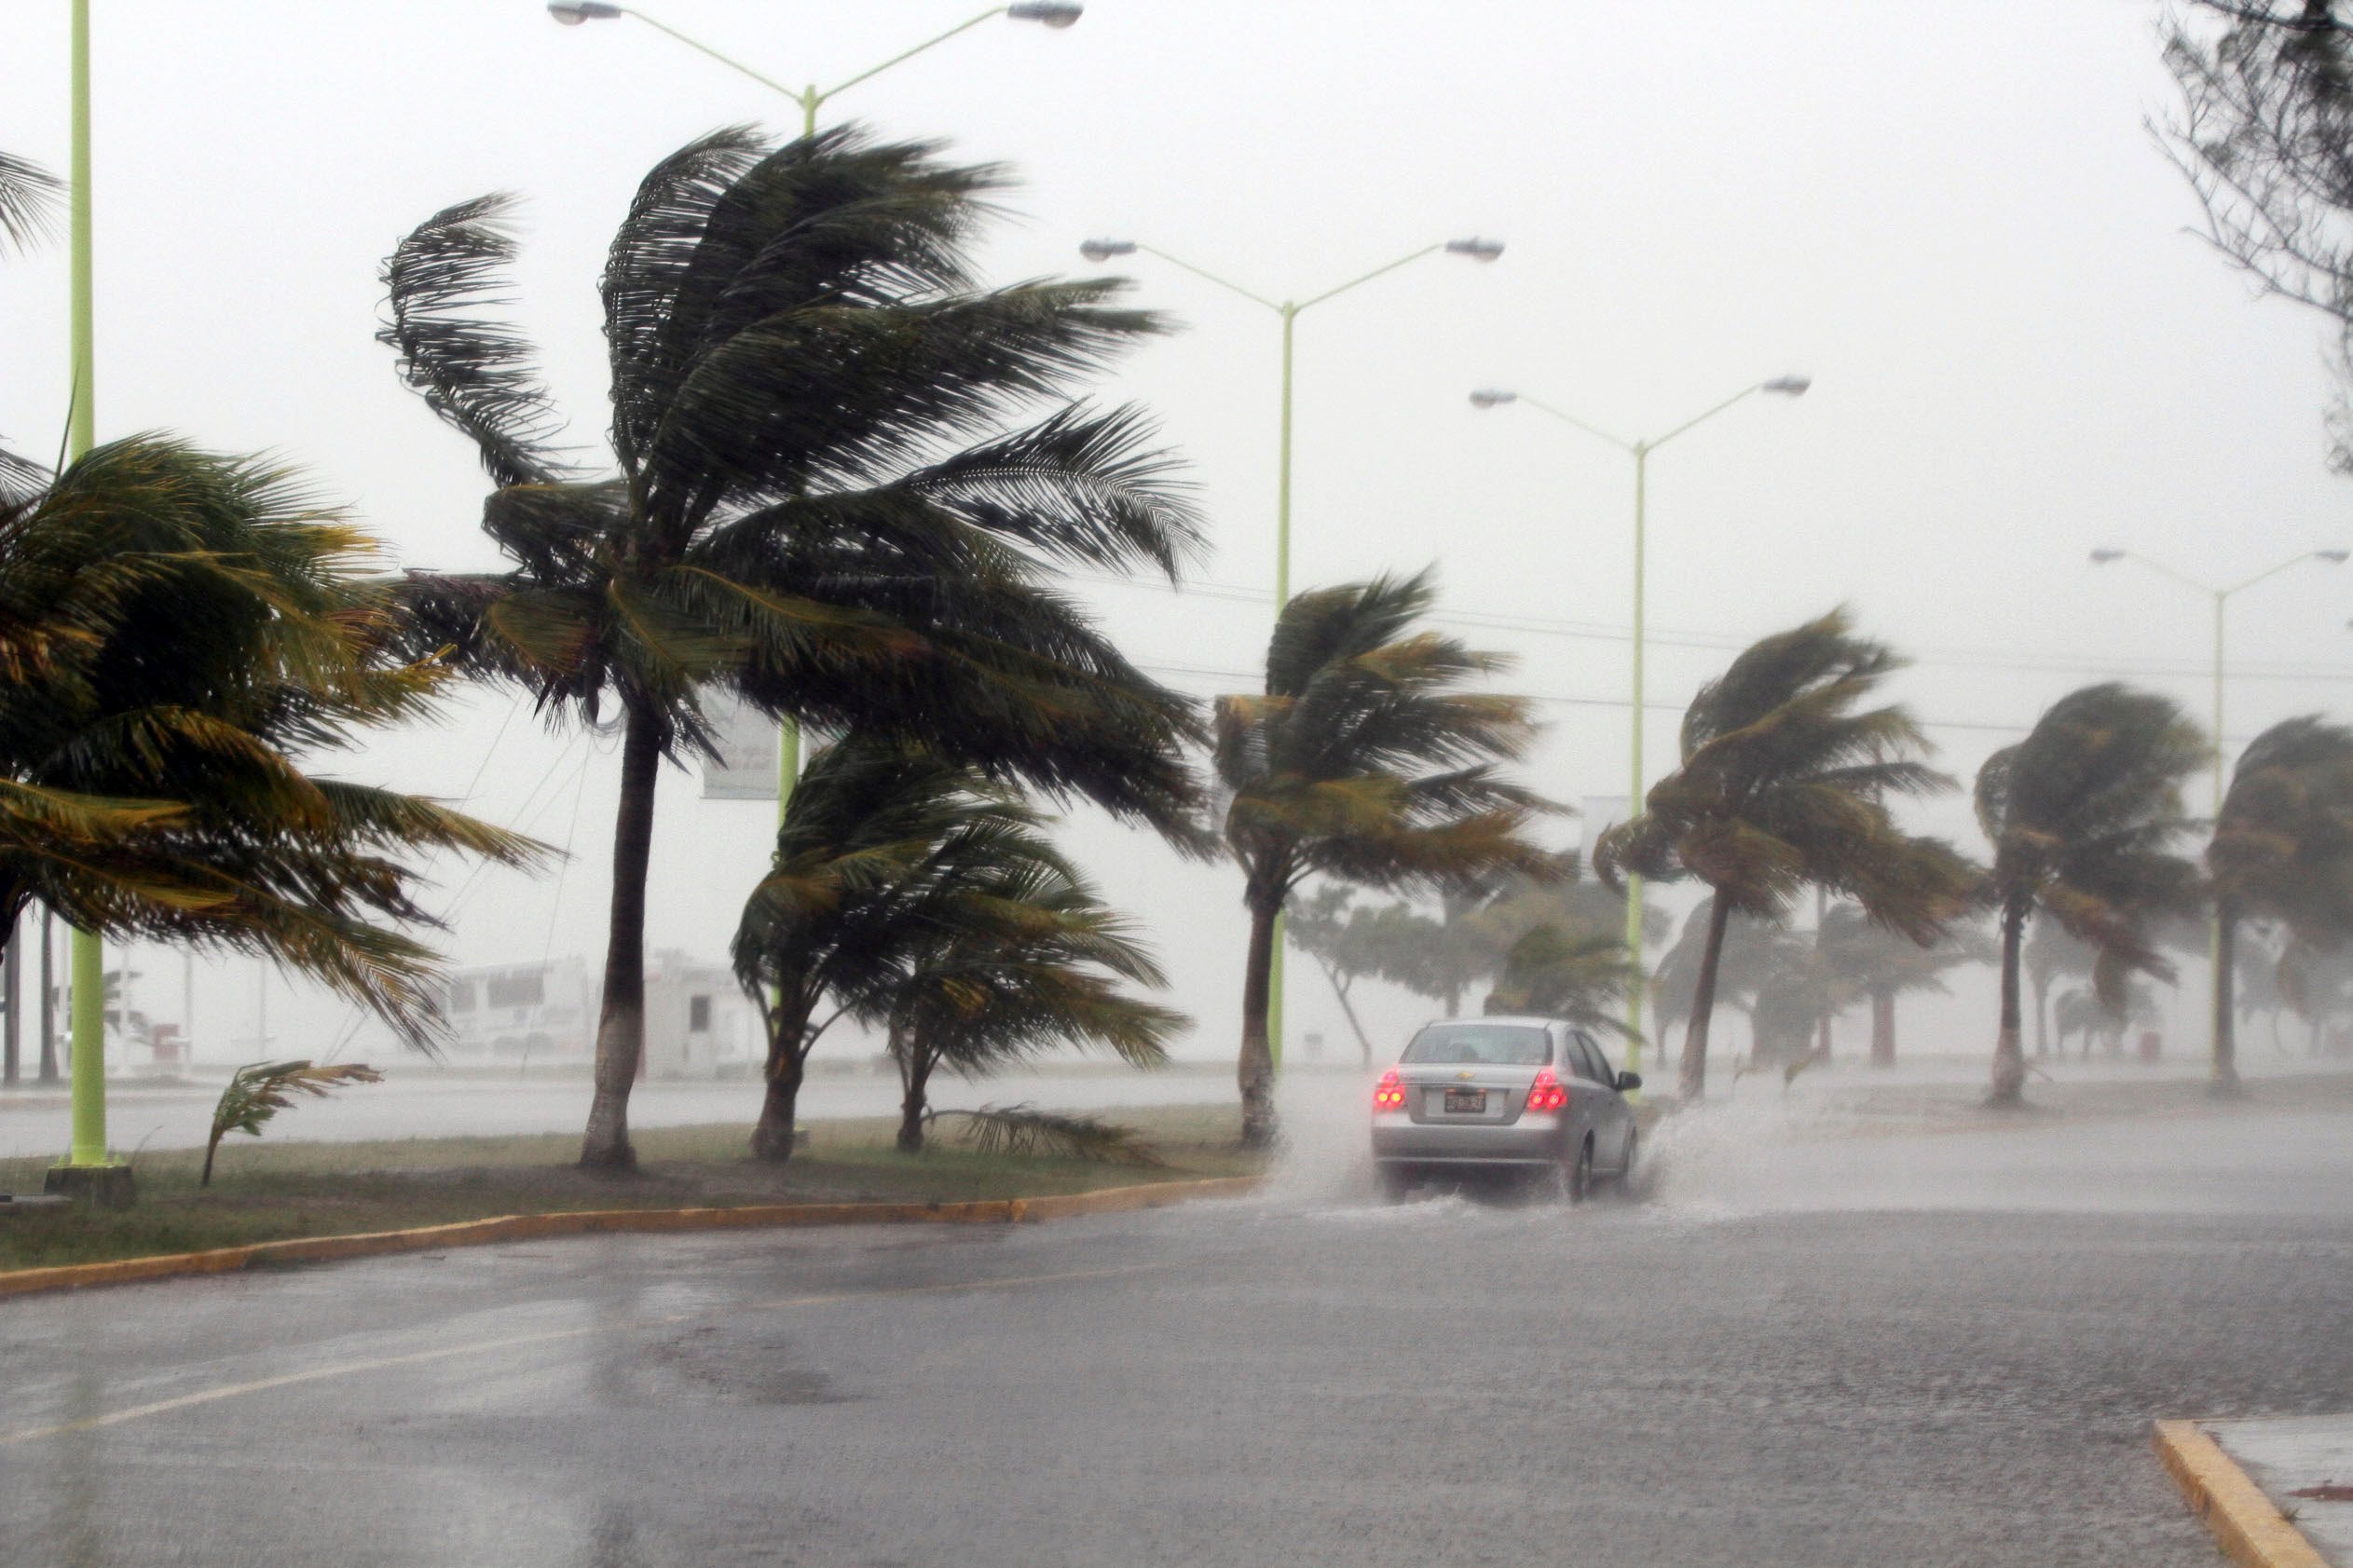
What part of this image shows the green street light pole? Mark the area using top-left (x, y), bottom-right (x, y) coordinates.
top-left (2089, 544), bottom-right (2347, 1092)
top-left (1082, 236), bottom-right (1506, 1070)
top-left (1469, 377), bottom-right (1811, 1090)
top-left (548, 0), bottom-right (1084, 817)
top-left (57, 0), bottom-right (118, 1183)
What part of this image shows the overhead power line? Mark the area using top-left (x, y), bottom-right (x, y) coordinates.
top-left (1079, 569), bottom-right (2353, 687)
top-left (1133, 662), bottom-right (2272, 746)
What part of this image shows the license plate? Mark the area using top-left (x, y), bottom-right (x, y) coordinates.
top-left (1443, 1088), bottom-right (1487, 1113)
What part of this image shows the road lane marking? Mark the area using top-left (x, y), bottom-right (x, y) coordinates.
top-left (0, 1260), bottom-right (1170, 1448)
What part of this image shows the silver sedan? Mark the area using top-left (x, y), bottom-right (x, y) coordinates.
top-left (1370, 1015), bottom-right (1640, 1202)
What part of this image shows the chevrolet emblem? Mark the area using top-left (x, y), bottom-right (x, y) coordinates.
top-left (1456, 1070), bottom-right (1476, 1081)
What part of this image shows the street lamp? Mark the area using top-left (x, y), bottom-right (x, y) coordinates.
top-left (1083, 232), bottom-right (1504, 1070)
top-left (1471, 376), bottom-right (1811, 1090)
top-left (1079, 236), bottom-right (1502, 608)
top-left (549, 2), bottom-right (1084, 827)
top-left (548, 3), bottom-right (1082, 136)
top-left (2089, 543), bottom-right (2346, 1091)
top-left (47, 0), bottom-right (122, 1200)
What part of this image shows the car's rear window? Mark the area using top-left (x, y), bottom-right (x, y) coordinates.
top-left (1401, 1024), bottom-right (1551, 1066)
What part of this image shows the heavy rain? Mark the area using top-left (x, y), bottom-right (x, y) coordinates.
top-left (3, 5), bottom-right (2351, 1565)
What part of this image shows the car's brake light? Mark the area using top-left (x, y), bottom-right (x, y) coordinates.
top-left (1525, 1068), bottom-right (1567, 1113)
top-left (1373, 1070), bottom-right (1407, 1111)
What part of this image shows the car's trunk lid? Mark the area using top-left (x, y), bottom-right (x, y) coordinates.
top-left (1397, 1064), bottom-right (1537, 1125)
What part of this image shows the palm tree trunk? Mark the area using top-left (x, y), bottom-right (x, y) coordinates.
top-left (581, 703), bottom-right (662, 1170)
top-left (751, 1044), bottom-right (804, 1162)
top-left (1679, 895), bottom-right (1734, 1101)
top-left (749, 988), bottom-right (813, 1162)
top-left (1868, 989), bottom-right (1896, 1068)
top-left (896, 1032), bottom-right (934, 1153)
top-left (1238, 893), bottom-right (1280, 1148)
top-left (2210, 898), bottom-right (2243, 1098)
top-left (1989, 903), bottom-right (2028, 1107)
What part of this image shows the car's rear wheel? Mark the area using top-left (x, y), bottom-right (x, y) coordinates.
top-left (1374, 1164), bottom-right (1412, 1204)
top-left (1617, 1130), bottom-right (1638, 1192)
top-left (1566, 1138), bottom-right (1594, 1206)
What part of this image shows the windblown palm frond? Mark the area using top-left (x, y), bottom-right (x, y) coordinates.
top-left (384, 127), bottom-right (1207, 1168)
top-left (0, 150), bottom-right (61, 255)
top-left (0, 150), bottom-right (63, 511)
top-left (929, 1104), bottom-right (1166, 1166)
top-left (201, 1058), bottom-right (384, 1185)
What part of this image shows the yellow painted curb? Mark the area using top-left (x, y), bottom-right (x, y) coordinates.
top-left (1006, 1175), bottom-right (1262, 1222)
top-left (0, 1177), bottom-right (1263, 1302)
top-left (2155, 1420), bottom-right (2334, 1568)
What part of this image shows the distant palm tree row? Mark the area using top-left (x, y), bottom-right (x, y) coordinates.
top-left (1305, 607), bottom-right (2353, 1111)
top-left (9, 128), bottom-right (2353, 1187)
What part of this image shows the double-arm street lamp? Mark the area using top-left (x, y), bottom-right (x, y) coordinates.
top-left (1078, 236), bottom-right (1504, 608)
top-left (549, 0), bottom-right (1083, 817)
top-left (1079, 234), bottom-right (1505, 1068)
top-left (1469, 377), bottom-right (1811, 1087)
top-left (2088, 544), bottom-right (2347, 1088)
top-left (549, 2), bottom-right (1082, 138)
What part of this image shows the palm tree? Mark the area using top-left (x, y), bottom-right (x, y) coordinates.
top-left (383, 129), bottom-right (1204, 1167)
top-left (731, 737), bottom-right (1032, 1159)
top-left (0, 437), bottom-right (540, 1035)
top-left (1649, 899), bottom-right (1809, 1067)
top-left (1484, 921), bottom-right (1629, 1038)
top-left (2023, 921), bottom-right (2095, 1058)
top-left (1977, 684), bottom-right (2206, 1106)
top-left (2278, 935), bottom-right (2353, 1053)
top-left (882, 848), bottom-right (1183, 1153)
top-left (1595, 610), bottom-right (1979, 1100)
top-left (1284, 885), bottom-right (1383, 1064)
top-left (1816, 901), bottom-right (1997, 1067)
top-left (2208, 716), bottom-right (2353, 1092)
top-left (1214, 571), bottom-right (1560, 1146)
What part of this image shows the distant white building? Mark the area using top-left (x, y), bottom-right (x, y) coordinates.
top-left (642, 948), bottom-right (762, 1079)
top-left (443, 958), bottom-right (596, 1065)
top-left (442, 951), bottom-right (760, 1078)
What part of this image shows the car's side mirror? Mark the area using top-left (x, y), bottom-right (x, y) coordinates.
top-left (1616, 1070), bottom-right (1643, 1092)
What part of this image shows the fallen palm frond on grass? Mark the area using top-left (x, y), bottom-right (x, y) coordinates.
top-left (926, 1104), bottom-right (1166, 1166)
top-left (204, 1060), bottom-right (383, 1186)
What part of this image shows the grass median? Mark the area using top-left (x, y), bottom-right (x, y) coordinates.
top-left (0, 1103), bottom-right (1265, 1274)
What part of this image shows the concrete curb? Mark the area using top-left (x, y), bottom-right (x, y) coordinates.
top-left (2155, 1420), bottom-right (2335, 1568)
top-left (0, 1175), bottom-right (1263, 1303)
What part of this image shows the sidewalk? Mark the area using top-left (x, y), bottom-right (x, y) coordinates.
top-left (2159, 1415), bottom-right (2353, 1568)
top-left (2215, 1416), bottom-right (2353, 1566)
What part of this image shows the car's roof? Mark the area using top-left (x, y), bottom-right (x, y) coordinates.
top-left (1413, 1015), bottom-right (1561, 1031)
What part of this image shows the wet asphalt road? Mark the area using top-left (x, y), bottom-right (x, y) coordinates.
top-left (3, 1100), bottom-right (2350, 1567)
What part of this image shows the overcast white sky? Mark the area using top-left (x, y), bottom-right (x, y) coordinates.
top-left (6, 1), bottom-right (2349, 1068)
